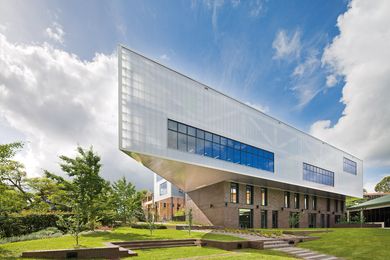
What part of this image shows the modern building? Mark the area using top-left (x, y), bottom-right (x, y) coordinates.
top-left (118, 45), bottom-right (363, 228)
top-left (153, 174), bottom-right (185, 221)
top-left (348, 194), bottom-right (390, 227)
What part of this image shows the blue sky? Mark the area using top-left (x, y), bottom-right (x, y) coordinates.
top-left (1, 0), bottom-right (389, 192)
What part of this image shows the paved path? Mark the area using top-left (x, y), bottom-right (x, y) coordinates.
top-left (274, 246), bottom-right (341, 260)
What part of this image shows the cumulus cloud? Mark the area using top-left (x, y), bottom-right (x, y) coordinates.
top-left (272, 29), bottom-right (301, 60)
top-left (0, 32), bottom-right (154, 189)
top-left (45, 22), bottom-right (65, 44)
top-left (325, 74), bottom-right (337, 87)
top-left (310, 0), bottom-right (390, 167)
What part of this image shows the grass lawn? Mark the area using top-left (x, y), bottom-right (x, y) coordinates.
top-left (130, 247), bottom-right (296, 260)
top-left (0, 227), bottom-right (243, 259)
top-left (298, 228), bottom-right (390, 260)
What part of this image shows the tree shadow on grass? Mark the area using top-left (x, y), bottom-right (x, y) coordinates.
top-left (82, 231), bottom-right (173, 242)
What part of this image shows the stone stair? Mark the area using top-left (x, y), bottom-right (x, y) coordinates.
top-left (112, 239), bottom-right (199, 250)
top-left (274, 246), bottom-right (340, 260)
top-left (263, 240), bottom-right (292, 249)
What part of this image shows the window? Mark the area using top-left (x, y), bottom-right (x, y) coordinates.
top-left (303, 163), bottom-right (334, 186)
top-left (261, 188), bottom-right (268, 206)
top-left (335, 200), bottom-right (339, 212)
top-left (230, 183), bottom-right (239, 203)
top-left (167, 119), bottom-right (274, 172)
top-left (304, 195), bottom-right (309, 210)
top-left (343, 157), bottom-right (357, 175)
top-left (284, 192), bottom-right (290, 208)
top-left (261, 210), bottom-right (268, 228)
top-left (272, 211), bottom-right (278, 228)
top-left (163, 203), bottom-right (167, 208)
top-left (340, 201), bottom-right (344, 212)
top-left (246, 185), bottom-right (253, 205)
top-left (159, 181), bottom-right (167, 196)
top-left (326, 198), bottom-right (331, 211)
top-left (294, 193), bottom-right (300, 209)
top-left (309, 213), bottom-right (317, 228)
top-left (312, 196), bottom-right (317, 210)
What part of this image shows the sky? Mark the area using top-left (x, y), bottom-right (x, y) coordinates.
top-left (0, 0), bottom-right (389, 192)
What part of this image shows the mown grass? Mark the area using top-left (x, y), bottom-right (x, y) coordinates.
top-left (129, 247), bottom-right (297, 260)
top-left (0, 227), bottom-right (243, 259)
top-left (298, 228), bottom-right (390, 260)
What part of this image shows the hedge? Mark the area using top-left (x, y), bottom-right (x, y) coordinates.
top-left (0, 213), bottom-right (72, 238)
top-left (130, 223), bottom-right (167, 229)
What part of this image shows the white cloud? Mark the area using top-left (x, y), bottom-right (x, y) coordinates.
top-left (160, 54), bottom-right (170, 61)
top-left (244, 101), bottom-right (269, 113)
top-left (311, 0), bottom-right (390, 167)
top-left (249, 0), bottom-right (263, 17)
top-left (45, 22), bottom-right (65, 44)
top-left (290, 50), bottom-right (323, 108)
top-left (325, 74), bottom-right (337, 87)
top-left (0, 33), bottom-right (153, 189)
top-left (272, 29), bottom-right (301, 60)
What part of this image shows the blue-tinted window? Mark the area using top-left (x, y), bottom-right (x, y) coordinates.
top-left (205, 132), bottom-right (213, 141)
top-left (167, 119), bottom-right (274, 173)
top-left (178, 133), bottom-right (187, 151)
top-left (188, 126), bottom-right (196, 137)
top-left (303, 163), bottom-right (334, 186)
top-left (187, 136), bottom-right (196, 153)
top-left (196, 138), bottom-right (204, 155)
top-left (205, 141), bottom-right (212, 157)
top-left (168, 120), bottom-right (178, 131)
top-left (160, 181), bottom-right (167, 196)
top-left (343, 157), bottom-right (357, 175)
top-left (178, 123), bottom-right (187, 134)
top-left (168, 130), bottom-right (177, 149)
top-left (212, 143), bottom-right (220, 159)
top-left (196, 129), bottom-right (204, 139)
top-left (212, 134), bottom-right (220, 144)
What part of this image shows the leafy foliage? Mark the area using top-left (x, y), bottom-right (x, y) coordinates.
top-left (375, 176), bottom-right (390, 192)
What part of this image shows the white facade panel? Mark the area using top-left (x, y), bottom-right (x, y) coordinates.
top-left (119, 46), bottom-right (363, 198)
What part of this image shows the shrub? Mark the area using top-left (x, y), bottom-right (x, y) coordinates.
top-left (0, 213), bottom-right (73, 238)
top-left (130, 223), bottom-right (167, 229)
top-left (0, 227), bottom-right (63, 244)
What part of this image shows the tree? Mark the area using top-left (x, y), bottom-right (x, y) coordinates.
top-left (0, 182), bottom-right (27, 214)
top-left (111, 177), bottom-right (145, 225)
top-left (187, 208), bottom-right (193, 236)
top-left (375, 176), bottom-right (390, 193)
top-left (59, 146), bottom-right (106, 230)
top-left (57, 204), bottom-right (85, 247)
top-left (288, 212), bottom-right (302, 228)
top-left (0, 142), bottom-right (32, 204)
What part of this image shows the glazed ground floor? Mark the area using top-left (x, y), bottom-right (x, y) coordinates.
top-left (186, 181), bottom-right (345, 228)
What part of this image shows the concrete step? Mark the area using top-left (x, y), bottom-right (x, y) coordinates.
top-left (264, 240), bottom-right (289, 245)
top-left (264, 243), bottom-right (291, 249)
top-left (120, 241), bottom-right (197, 248)
top-left (130, 244), bottom-right (197, 250)
top-left (115, 239), bottom-right (197, 245)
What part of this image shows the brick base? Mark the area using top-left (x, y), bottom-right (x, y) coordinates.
top-left (186, 181), bottom-right (345, 229)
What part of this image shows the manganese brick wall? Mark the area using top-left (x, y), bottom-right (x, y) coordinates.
top-left (186, 181), bottom-right (345, 228)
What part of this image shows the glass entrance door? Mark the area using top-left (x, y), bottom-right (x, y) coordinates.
top-left (272, 210), bottom-right (278, 228)
top-left (239, 209), bottom-right (253, 228)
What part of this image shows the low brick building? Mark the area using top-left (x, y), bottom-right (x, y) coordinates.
top-left (187, 182), bottom-right (344, 228)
